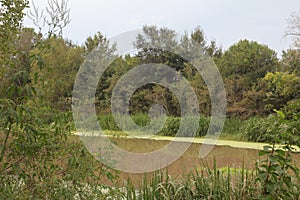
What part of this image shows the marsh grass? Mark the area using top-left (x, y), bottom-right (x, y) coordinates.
top-left (97, 113), bottom-right (260, 141)
top-left (80, 113), bottom-right (300, 199)
top-left (98, 113), bottom-right (206, 137)
top-left (120, 160), bottom-right (262, 200)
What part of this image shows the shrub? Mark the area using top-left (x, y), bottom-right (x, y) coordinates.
top-left (243, 116), bottom-right (276, 142)
top-left (254, 108), bottom-right (300, 199)
top-left (222, 118), bottom-right (243, 135)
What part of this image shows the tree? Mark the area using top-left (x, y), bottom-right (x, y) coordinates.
top-left (261, 72), bottom-right (300, 110)
top-left (0, 1), bottom-right (91, 198)
top-left (220, 40), bottom-right (278, 79)
top-left (135, 25), bottom-right (186, 71)
top-left (190, 27), bottom-right (222, 58)
top-left (236, 71), bottom-right (300, 118)
top-left (0, 0), bottom-right (29, 99)
top-left (30, 37), bottom-right (84, 110)
top-left (96, 56), bottom-right (138, 114)
top-left (131, 25), bottom-right (221, 116)
top-left (220, 39), bottom-right (279, 117)
top-left (281, 49), bottom-right (300, 75)
top-left (0, 0), bottom-right (28, 60)
top-left (286, 12), bottom-right (300, 48)
top-left (84, 31), bottom-right (108, 53)
top-left (0, 1), bottom-right (123, 198)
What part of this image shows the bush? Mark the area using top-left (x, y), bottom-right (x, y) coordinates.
top-left (254, 107), bottom-right (300, 199)
top-left (222, 118), bottom-right (243, 135)
top-left (243, 101), bottom-right (300, 144)
top-left (242, 116), bottom-right (276, 142)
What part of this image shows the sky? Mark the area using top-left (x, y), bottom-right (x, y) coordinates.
top-left (23, 0), bottom-right (300, 55)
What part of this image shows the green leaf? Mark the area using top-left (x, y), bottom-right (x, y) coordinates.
top-left (274, 149), bottom-right (285, 156)
top-left (259, 150), bottom-right (270, 157)
top-left (263, 145), bottom-right (272, 151)
top-left (274, 109), bottom-right (285, 119)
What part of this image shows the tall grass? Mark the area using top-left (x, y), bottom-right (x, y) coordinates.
top-left (98, 113), bottom-right (257, 140)
top-left (98, 113), bottom-right (211, 137)
top-left (99, 113), bottom-right (299, 144)
top-left (220, 118), bottom-right (248, 141)
top-left (104, 160), bottom-right (265, 200)
top-left (106, 159), bottom-right (298, 199)
top-left (3, 156), bottom-right (298, 199)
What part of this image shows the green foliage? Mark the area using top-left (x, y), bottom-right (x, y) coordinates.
top-left (122, 161), bottom-right (260, 199)
top-left (84, 32), bottom-right (109, 53)
top-left (243, 101), bottom-right (300, 144)
top-left (229, 70), bottom-right (300, 117)
top-left (98, 113), bottom-right (211, 137)
top-left (0, 0), bottom-right (28, 57)
top-left (0, 0), bottom-right (29, 98)
top-left (30, 37), bottom-right (84, 110)
top-left (255, 144), bottom-right (300, 199)
top-left (1, 1), bottom-right (300, 198)
top-left (282, 99), bottom-right (300, 120)
top-left (261, 72), bottom-right (300, 110)
top-left (129, 25), bottom-right (219, 116)
top-left (221, 39), bottom-right (278, 79)
top-left (0, 1), bottom-right (120, 199)
top-left (221, 39), bottom-right (279, 117)
top-left (254, 107), bottom-right (300, 199)
top-left (220, 118), bottom-right (248, 141)
top-left (242, 116), bottom-right (276, 142)
top-left (281, 49), bottom-right (300, 75)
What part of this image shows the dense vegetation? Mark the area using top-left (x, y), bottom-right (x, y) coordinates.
top-left (1, 0), bottom-right (300, 199)
top-left (2, 3), bottom-right (300, 118)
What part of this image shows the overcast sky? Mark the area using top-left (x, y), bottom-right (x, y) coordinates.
top-left (23, 0), bottom-right (300, 55)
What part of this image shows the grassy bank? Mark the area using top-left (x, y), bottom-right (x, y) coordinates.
top-left (97, 114), bottom-right (254, 141)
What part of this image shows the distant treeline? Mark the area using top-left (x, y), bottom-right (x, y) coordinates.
top-left (1, 26), bottom-right (299, 118)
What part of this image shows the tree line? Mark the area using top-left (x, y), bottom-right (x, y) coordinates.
top-left (1, 5), bottom-right (300, 119)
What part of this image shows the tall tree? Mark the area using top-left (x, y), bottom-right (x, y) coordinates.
top-left (135, 25), bottom-right (185, 71)
top-left (220, 40), bottom-right (279, 116)
top-left (30, 37), bottom-right (84, 110)
top-left (190, 27), bottom-right (222, 58)
top-left (84, 31), bottom-right (110, 54)
top-left (0, 0), bottom-right (29, 99)
top-left (220, 39), bottom-right (278, 80)
top-left (132, 25), bottom-right (223, 116)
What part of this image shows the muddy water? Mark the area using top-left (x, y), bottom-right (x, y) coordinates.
top-left (92, 136), bottom-right (299, 187)
top-left (74, 134), bottom-right (300, 187)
